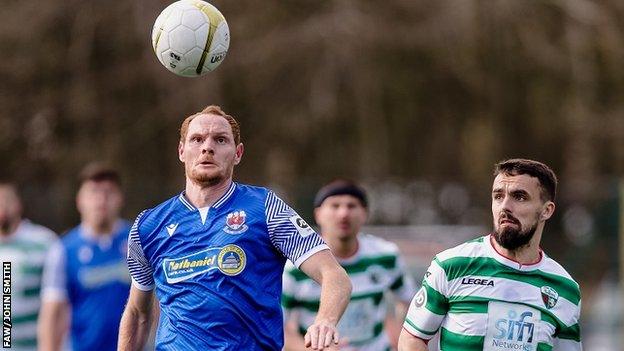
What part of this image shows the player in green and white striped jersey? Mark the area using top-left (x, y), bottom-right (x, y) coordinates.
top-left (0, 182), bottom-right (57, 351)
top-left (283, 180), bottom-right (416, 351)
top-left (399, 159), bottom-right (582, 351)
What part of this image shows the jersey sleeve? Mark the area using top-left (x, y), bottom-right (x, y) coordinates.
top-left (403, 257), bottom-right (449, 340)
top-left (127, 210), bottom-right (155, 291)
top-left (40, 241), bottom-right (68, 302)
top-left (265, 191), bottom-right (329, 268)
top-left (389, 254), bottom-right (418, 303)
top-left (553, 332), bottom-right (582, 351)
top-left (553, 300), bottom-right (582, 350)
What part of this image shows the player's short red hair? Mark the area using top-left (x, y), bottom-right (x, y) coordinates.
top-left (179, 105), bottom-right (241, 145)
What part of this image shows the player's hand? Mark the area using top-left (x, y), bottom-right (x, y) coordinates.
top-left (304, 319), bottom-right (339, 350)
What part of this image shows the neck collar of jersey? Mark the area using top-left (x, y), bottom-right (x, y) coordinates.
top-left (485, 234), bottom-right (544, 271)
top-left (333, 235), bottom-right (361, 262)
top-left (79, 219), bottom-right (124, 244)
top-left (178, 181), bottom-right (237, 211)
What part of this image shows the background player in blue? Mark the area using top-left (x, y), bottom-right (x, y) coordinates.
top-left (39, 164), bottom-right (132, 351)
top-left (119, 106), bottom-right (351, 351)
top-left (118, 105), bottom-right (352, 351)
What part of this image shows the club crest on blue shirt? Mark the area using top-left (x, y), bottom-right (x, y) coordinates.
top-left (223, 211), bottom-right (248, 234)
top-left (217, 244), bottom-right (246, 276)
top-left (79, 246), bottom-right (93, 263)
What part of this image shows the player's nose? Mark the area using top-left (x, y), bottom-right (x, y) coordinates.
top-left (500, 194), bottom-right (514, 211)
top-left (336, 207), bottom-right (351, 218)
top-left (201, 139), bottom-right (215, 154)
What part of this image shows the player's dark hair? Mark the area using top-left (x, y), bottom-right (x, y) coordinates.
top-left (494, 158), bottom-right (557, 202)
top-left (179, 105), bottom-right (241, 145)
top-left (79, 162), bottom-right (121, 187)
top-left (314, 179), bottom-right (368, 208)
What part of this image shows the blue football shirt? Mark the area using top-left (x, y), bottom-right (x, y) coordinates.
top-left (127, 182), bottom-right (328, 350)
top-left (42, 220), bottom-right (132, 351)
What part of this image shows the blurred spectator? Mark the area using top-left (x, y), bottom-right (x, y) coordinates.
top-left (0, 181), bottom-right (57, 351)
top-left (38, 163), bottom-right (131, 351)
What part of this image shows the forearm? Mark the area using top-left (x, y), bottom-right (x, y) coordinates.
top-left (117, 305), bottom-right (153, 351)
top-left (37, 302), bottom-right (68, 351)
top-left (398, 329), bottom-right (429, 351)
top-left (297, 250), bottom-right (351, 349)
top-left (315, 267), bottom-right (352, 324)
top-left (384, 315), bottom-right (403, 349)
top-left (387, 301), bottom-right (410, 347)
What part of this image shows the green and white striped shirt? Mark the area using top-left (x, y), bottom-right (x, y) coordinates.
top-left (0, 220), bottom-right (57, 351)
top-left (403, 235), bottom-right (582, 351)
top-left (283, 234), bottom-right (416, 351)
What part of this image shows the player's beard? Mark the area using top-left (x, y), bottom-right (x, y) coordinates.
top-left (188, 163), bottom-right (233, 187)
top-left (189, 169), bottom-right (222, 186)
top-left (334, 220), bottom-right (358, 241)
top-left (493, 212), bottom-right (539, 251)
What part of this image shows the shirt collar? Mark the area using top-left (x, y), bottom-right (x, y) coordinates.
top-left (78, 219), bottom-right (124, 246)
top-left (178, 181), bottom-right (237, 211)
top-left (485, 233), bottom-right (544, 271)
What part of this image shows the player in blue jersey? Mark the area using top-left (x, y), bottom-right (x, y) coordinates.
top-left (118, 105), bottom-right (352, 351)
top-left (39, 164), bottom-right (132, 351)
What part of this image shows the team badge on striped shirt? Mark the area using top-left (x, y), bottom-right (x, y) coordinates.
top-left (541, 286), bottom-right (559, 309)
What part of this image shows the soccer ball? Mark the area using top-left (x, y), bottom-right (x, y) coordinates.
top-left (152, 0), bottom-right (230, 77)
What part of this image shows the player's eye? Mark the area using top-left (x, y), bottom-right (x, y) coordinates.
top-left (493, 193), bottom-right (503, 200)
top-left (190, 136), bottom-right (202, 143)
top-left (216, 137), bottom-right (226, 144)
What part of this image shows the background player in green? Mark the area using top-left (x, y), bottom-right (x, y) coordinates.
top-left (399, 159), bottom-right (582, 351)
top-left (283, 179), bottom-right (416, 351)
top-left (0, 181), bottom-right (57, 351)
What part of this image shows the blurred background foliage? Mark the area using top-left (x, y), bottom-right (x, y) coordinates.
top-left (1, 0), bottom-right (623, 345)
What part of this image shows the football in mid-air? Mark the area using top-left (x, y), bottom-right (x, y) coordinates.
top-left (152, 0), bottom-right (229, 77)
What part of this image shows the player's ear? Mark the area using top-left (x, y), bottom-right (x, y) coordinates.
top-left (540, 201), bottom-right (555, 221)
top-left (178, 141), bottom-right (185, 162)
top-left (234, 143), bottom-right (244, 165)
